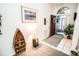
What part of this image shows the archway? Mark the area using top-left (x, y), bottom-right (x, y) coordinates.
top-left (55, 7), bottom-right (71, 35)
top-left (13, 28), bottom-right (26, 55)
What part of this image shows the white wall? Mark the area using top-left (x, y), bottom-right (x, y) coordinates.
top-left (0, 3), bottom-right (52, 56)
top-left (71, 4), bottom-right (79, 50)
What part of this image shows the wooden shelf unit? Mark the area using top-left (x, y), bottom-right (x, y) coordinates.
top-left (13, 29), bottom-right (26, 55)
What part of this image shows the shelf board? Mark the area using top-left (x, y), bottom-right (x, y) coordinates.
top-left (13, 29), bottom-right (26, 55)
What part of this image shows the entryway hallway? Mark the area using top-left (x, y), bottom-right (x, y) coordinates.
top-left (18, 34), bottom-right (71, 56)
top-left (19, 40), bottom-right (68, 56)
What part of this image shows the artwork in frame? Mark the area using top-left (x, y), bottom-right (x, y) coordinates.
top-left (21, 6), bottom-right (37, 23)
top-left (44, 18), bottom-right (46, 25)
top-left (0, 14), bottom-right (2, 35)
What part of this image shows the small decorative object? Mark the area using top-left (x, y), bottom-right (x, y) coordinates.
top-left (21, 6), bottom-right (37, 23)
top-left (32, 32), bottom-right (39, 47)
top-left (32, 38), bottom-right (39, 47)
top-left (44, 18), bottom-right (46, 25)
top-left (0, 14), bottom-right (2, 35)
top-left (64, 24), bottom-right (74, 39)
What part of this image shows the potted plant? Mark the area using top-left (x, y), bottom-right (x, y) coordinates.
top-left (64, 24), bottom-right (74, 39)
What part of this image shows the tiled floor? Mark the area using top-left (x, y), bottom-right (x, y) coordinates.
top-left (43, 35), bottom-right (72, 55)
top-left (19, 40), bottom-right (68, 56)
top-left (18, 35), bottom-right (72, 56)
top-left (57, 37), bottom-right (72, 55)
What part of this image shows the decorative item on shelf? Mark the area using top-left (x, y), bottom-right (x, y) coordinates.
top-left (32, 32), bottom-right (39, 47)
top-left (0, 14), bottom-right (2, 35)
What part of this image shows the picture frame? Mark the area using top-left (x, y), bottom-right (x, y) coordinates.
top-left (44, 18), bottom-right (46, 25)
top-left (0, 14), bottom-right (2, 35)
top-left (21, 6), bottom-right (37, 23)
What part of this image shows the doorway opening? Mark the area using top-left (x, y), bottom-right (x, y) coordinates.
top-left (55, 7), bottom-right (71, 35)
top-left (55, 15), bottom-right (65, 35)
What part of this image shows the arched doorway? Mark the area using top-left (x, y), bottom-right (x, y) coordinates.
top-left (55, 7), bottom-right (71, 35)
top-left (13, 28), bottom-right (26, 55)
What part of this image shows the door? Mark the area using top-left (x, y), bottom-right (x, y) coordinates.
top-left (50, 15), bottom-right (55, 36)
top-left (55, 15), bottom-right (65, 34)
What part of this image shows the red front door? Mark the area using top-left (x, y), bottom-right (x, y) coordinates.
top-left (50, 15), bottom-right (55, 36)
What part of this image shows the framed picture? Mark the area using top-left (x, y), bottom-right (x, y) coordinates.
top-left (0, 14), bottom-right (2, 35)
top-left (44, 18), bottom-right (46, 25)
top-left (21, 6), bottom-right (37, 23)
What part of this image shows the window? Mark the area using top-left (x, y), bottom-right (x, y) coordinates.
top-left (57, 7), bottom-right (70, 14)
